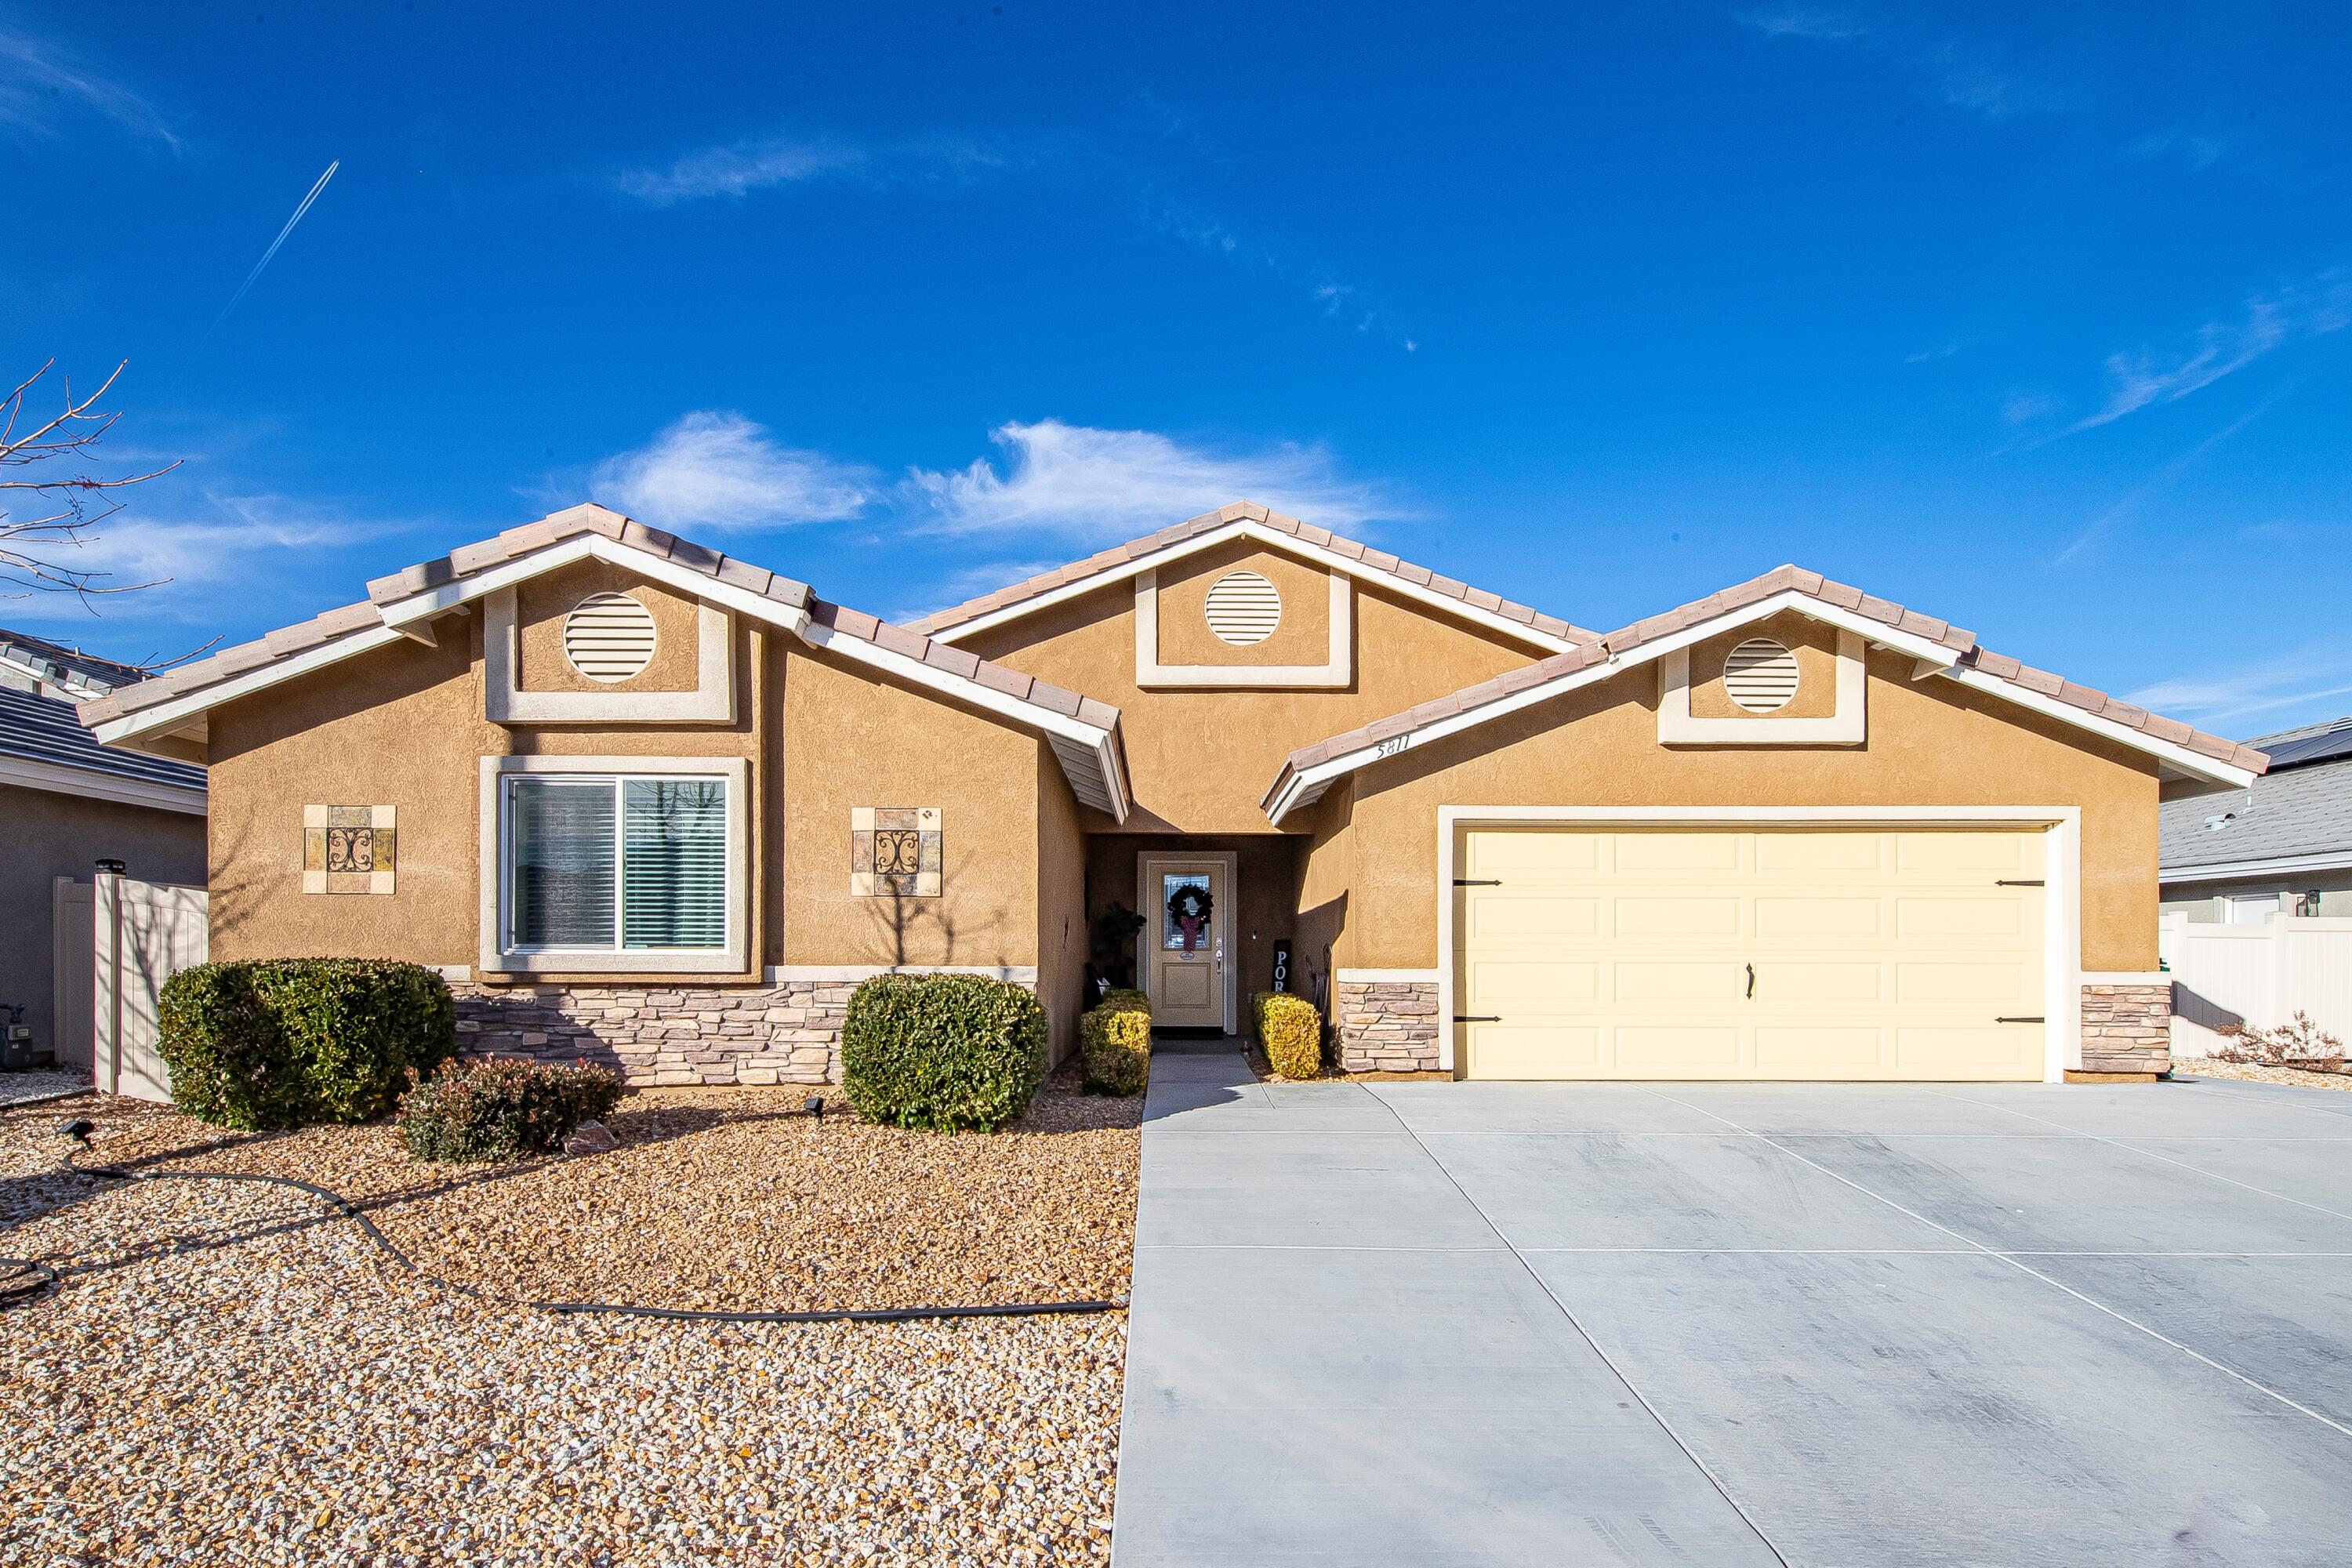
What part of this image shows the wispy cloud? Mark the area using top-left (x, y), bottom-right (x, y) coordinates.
top-left (590, 412), bottom-right (876, 529)
top-left (614, 135), bottom-right (1016, 206)
top-left (1737, 9), bottom-right (2065, 122)
top-left (0, 27), bottom-right (176, 147)
top-left (2002, 390), bottom-right (2061, 425)
top-left (905, 419), bottom-right (1391, 541)
top-left (891, 557), bottom-right (1062, 624)
top-left (2127, 127), bottom-right (2227, 171)
top-left (2055, 403), bottom-right (2270, 564)
top-left (6, 496), bottom-right (377, 631)
top-left (1134, 189), bottom-right (1416, 349)
top-left (2128, 648), bottom-right (2352, 730)
top-left (2071, 270), bottom-right (2352, 432)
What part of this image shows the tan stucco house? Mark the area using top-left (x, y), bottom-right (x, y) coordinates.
top-left (78, 500), bottom-right (2267, 1086)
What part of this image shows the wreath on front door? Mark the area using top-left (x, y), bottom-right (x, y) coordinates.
top-left (1167, 882), bottom-right (1214, 951)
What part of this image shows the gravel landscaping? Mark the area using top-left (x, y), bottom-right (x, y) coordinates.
top-left (2172, 1056), bottom-right (2352, 1093)
top-left (0, 1069), bottom-right (92, 1108)
top-left (0, 1070), bottom-right (1142, 1565)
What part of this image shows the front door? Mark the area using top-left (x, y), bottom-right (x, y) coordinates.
top-left (1141, 855), bottom-right (1233, 1030)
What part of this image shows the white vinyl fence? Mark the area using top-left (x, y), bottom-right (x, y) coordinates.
top-left (53, 869), bottom-right (208, 1102)
top-left (2160, 913), bottom-right (2352, 1058)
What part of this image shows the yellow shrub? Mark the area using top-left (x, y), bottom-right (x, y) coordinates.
top-left (1080, 989), bottom-right (1152, 1096)
top-left (1253, 991), bottom-right (1323, 1079)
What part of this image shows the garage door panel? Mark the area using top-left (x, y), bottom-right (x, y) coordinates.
top-left (1896, 962), bottom-right (2033, 1004)
top-left (1756, 1026), bottom-right (1885, 1072)
top-left (1755, 896), bottom-right (1883, 938)
top-left (1759, 963), bottom-right (1883, 1003)
top-left (1896, 1025), bottom-right (2040, 1076)
top-left (1896, 897), bottom-right (2026, 939)
top-left (1755, 832), bottom-right (1886, 874)
top-left (1465, 830), bottom-right (1599, 877)
top-left (1460, 826), bottom-right (2047, 1083)
top-left (1468, 960), bottom-right (1600, 1007)
top-left (1615, 1025), bottom-right (1744, 1074)
top-left (1616, 897), bottom-right (1741, 937)
top-left (1616, 960), bottom-right (1745, 1002)
top-left (1467, 895), bottom-right (1600, 940)
top-left (1613, 833), bottom-right (1743, 874)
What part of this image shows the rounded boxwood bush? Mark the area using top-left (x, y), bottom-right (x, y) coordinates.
top-left (1080, 987), bottom-right (1152, 1096)
top-left (841, 974), bottom-right (1047, 1132)
top-left (157, 959), bottom-right (457, 1130)
top-left (398, 1057), bottom-right (625, 1163)
top-left (1254, 990), bottom-right (1323, 1080)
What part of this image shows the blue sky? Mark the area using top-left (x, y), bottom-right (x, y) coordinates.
top-left (2, 2), bottom-right (2347, 736)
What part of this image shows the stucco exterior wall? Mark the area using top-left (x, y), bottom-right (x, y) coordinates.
top-left (514, 558), bottom-right (706, 694)
top-left (0, 782), bottom-right (206, 1056)
top-left (776, 641), bottom-right (1044, 971)
top-left (1328, 644), bottom-right (2164, 972)
top-left (1152, 540), bottom-right (1335, 668)
top-left (961, 564), bottom-right (1541, 833)
top-left (1036, 755), bottom-right (1088, 1063)
top-left (1686, 612), bottom-right (1843, 720)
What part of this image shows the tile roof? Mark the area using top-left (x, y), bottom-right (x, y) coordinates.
top-left (75, 503), bottom-right (1127, 818)
top-left (2160, 753), bottom-right (2352, 872)
top-left (0, 684), bottom-right (205, 794)
top-left (905, 499), bottom-right (1599, 644)
top-left (0, 625), bottom-right (151, 695)
top-left (79, 504), bottom-right (1117, 740)
top-left (1265, 563), bottom-right (2269, 813)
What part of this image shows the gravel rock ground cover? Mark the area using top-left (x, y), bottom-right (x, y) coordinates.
top-left (2173, 1056), bottom-right (2352, 1093)
top-left (0, 1073), bottom-right (1140, 1565)
top-left (0, 1069), bottom-right (91, 1107)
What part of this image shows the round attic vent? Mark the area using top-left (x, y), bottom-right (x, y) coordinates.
top-left (563, 592), bottom-right (658, 683)
top-left (1203, 569), bottom-right (1283, 646)
top-left (1722, 637), bottom-right (1801, 713)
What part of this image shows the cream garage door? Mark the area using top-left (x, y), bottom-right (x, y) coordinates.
top-left (1457, 827), bottom-right (2048, 1080)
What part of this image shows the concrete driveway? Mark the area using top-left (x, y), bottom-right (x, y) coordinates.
top-left (1111, 1051), bottom-right (2352, 1566)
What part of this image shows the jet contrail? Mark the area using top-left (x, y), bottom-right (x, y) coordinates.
top-left (205, 159), bottom-right (339, 338)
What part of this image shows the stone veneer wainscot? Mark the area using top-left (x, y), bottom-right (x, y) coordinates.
top-left (454, 980), bottom-right (858, 1086)
top-left (2078, 982), bottom-right (2172, 1076)
top-left (1334, 978), bottom-right (1441, 1074)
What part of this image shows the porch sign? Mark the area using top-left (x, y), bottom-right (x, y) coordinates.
top-left (1272, 940), bottom-right (1291, 993)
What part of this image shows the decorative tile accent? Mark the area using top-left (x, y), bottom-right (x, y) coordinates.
top-left (303, 804), bottom-right (397, 895)
top-left (850, 806), bottom-right (942, 897)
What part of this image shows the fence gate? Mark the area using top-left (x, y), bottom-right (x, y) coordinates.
top-left (2161, 913), bottom-right (2352, 1058)
top-left (77, 869), bottom-right (208, 1102)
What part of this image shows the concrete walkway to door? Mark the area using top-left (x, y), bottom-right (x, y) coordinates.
top-left (1109, 1048), bottom-right (2352, 1566)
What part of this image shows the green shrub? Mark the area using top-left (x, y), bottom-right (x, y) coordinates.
top-left (157, 959), bottom-right (457, 1130)
top-left (397, 1057), bottom-right (626, 1163)
top-left (1254, 991), bottom-right (1323, 1079)
top-left (841, 974), bottom-right (1047, 1131)
top-left (1080, 988), bottom-right (1152, 1096)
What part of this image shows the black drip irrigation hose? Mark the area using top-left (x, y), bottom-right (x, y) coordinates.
top-left (3, 1145), bottom-right (1123, 1326)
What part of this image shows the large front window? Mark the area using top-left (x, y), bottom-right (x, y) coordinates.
top-left (506, 775), bottom-right (730, 952)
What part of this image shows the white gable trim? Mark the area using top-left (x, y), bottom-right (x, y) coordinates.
top-left (89, 625), bottom-right (410, 751)
top-left (928, 519), bottom-right (1580, 655)
top-left (376, 535), bottom-right (814, 638)
top-left (0, 753), bottom-right (207, 814)
top-left (1265, 589), bottom-right (2259, 826)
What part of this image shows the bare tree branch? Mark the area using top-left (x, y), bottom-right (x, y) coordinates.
top-left (0, 359), bottom-right (182, 607)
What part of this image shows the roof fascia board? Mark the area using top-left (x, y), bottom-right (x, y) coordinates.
top-left (797, 620), bottom-right (1130, 822)
top-left (2160, 849), bottom-right (2352, 883)
top-left (89, 625), bottom-right (408, 750)
top-left (375, 536), bottom-right (812, 637)
top-left (0, 753), bottom-right (207, 815)
top-left (1265, 587), bottom-right (2256, 824)
top-left (930, 520), bottom-right (1578, 654)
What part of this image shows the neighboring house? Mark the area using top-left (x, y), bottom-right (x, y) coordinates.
top-left (80, 501), bottom-right (2263, 1086)
top-left (0, 628), bottom-right (208, 1060)
top-left (2159, 716), bottom-right (2352, 923)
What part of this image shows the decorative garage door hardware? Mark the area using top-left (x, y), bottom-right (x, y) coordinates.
top-left (1454, 1014), bottom-right (1502, 1023)
top-left (1452, 877), bottom-right (1502, 886)
top-left (1996, 879), bottom-right (2046, 887)
top-left (1995, 1016), bottom-right (2046, 1024)
top-left (9, 1119), bottom-right (1122, 1326)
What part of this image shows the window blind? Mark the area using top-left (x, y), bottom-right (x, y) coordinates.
top-left (510, 779), bottom-right (617, 947)
top-left (622, 779), bottom-right (728, 949)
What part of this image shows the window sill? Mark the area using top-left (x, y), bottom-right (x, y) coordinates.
top-left (479, 948), bottom-right (750, 977)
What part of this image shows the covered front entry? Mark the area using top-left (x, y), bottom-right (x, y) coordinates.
top-left (1138, 851), bottom-right (1236, 1030)
top-left (1454, 824), bottom-right (2051, 1081)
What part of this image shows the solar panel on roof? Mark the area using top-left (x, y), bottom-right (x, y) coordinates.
top-left (2258, 724), bottom-right (2352, 771)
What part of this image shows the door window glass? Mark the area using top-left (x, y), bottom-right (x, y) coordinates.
top-left (1163, 873), bottom-right (1211, 949)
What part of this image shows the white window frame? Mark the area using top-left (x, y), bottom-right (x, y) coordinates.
top-left (479, 755), bottom-right (750, 975)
